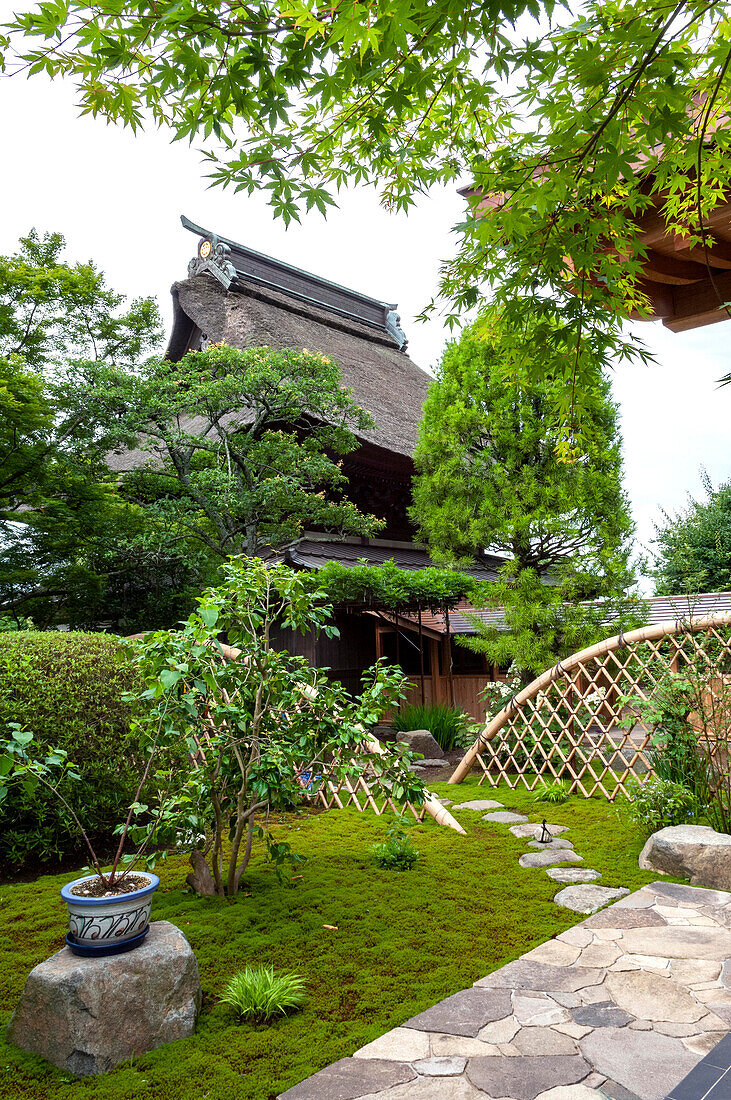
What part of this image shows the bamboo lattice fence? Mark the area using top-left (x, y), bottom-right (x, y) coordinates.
top-left (449, 611), bottom-right (731, 799)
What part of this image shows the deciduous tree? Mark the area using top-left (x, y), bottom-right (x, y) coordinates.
top-left (652, 471), bottom-right (731, 596)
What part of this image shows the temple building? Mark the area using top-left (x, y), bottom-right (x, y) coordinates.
top-left (166, 216), bottom-right (503, 717)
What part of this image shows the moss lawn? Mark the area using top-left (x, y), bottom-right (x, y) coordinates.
top-left (0, 778), bottom-right (670, 1100)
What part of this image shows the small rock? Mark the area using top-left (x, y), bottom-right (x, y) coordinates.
top-left (7, 921), bottom-right (200, 1076)
top-left (546, 867), bottom-right (601, 883)
top-left (553, 885), bottom-right (630, 914)
top-left (452, 800), bottom-right (504, 811)
top-left (639, 825), bottom-right (731, 890)
top-left (519, 851), bottom-right (584, 869)
top-left (395, 728), bottom-right (443, 758)
top-left (483, 811), bottom-right (529, 824)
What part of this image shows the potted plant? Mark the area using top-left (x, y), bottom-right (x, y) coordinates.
top-left (0, 723), bottom-right (164, 957)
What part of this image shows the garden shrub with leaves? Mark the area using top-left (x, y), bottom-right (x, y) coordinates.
top-left (127, 559), bottom-right (426, 897)
top-left (372, 816), bottom-right (420, 871)
top-left (0, 631), bottom-right (143, 868)
top-left (533, 779), bottom-right (570, 804)
top-left (626, 776), bottom-right (696, 834)
top-left (393, 702), bottom-right (474, 752)
top-left (220, 965), bottom-right (306, 1023)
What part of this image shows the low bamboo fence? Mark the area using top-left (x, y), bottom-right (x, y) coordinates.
top-left (449, 611), bottom-right (731, 799)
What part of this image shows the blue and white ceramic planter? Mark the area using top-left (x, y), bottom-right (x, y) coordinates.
top-left (61, 873), bottom-right (159, 957)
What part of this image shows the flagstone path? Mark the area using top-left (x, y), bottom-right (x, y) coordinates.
top-left (279, 881), bottom-right (731, 1100)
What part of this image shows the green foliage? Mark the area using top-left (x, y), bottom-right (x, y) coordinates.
top-left (652, 472), bottom-right (731, 596)
top-left (314, 560), bottom-right (475, 612)
top-left (86, 342), bottom-right (381, 560)
top-left (6, 2), bottom-right (726, 433)
top-left (412, 317), bottom-right (640, 680)
top-left (128, 558), bottom-right (426, 897)
top-left (626, 776), bottom-right (697, 835)
top-left (392, 702), bottom-right (474, 752)
top-left (220, 966), bottom-right (307, 1023)
top-left (0, 778), bottom-right (668, 1100)
top-left (0, 631), bottom-right (143, 868)
top-left (622, 662), bottom-right (731, 835)
top-left (533, 780), bottom-right (570, 805)
top-left (372, 816), bottom-right (420, 871)
top-left (0, 230), bottom-right (175, 630)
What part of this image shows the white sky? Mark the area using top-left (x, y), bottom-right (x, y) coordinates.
top-left (3, 70), bottom-right (730, 586)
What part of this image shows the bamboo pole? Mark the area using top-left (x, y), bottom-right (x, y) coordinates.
top-left (448, 610), bottom-right (731, 784)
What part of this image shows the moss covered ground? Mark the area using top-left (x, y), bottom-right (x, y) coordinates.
top-left (0, 778), bottom-right (667, 1100)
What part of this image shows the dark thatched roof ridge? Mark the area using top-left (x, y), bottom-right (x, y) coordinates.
top-left (167, 273), bottom-right (431, 459)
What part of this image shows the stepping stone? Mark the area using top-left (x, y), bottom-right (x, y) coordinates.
top-left (466, 1053), bottom-right (593, 1100)
top-left (476, 961), bottom-right (606, 993)
top-left (547, 868), bottom-right (601, 884)
top-left (553, 885), bottom-right (630, 914)
top-left (528, 838), bottom-right (575, 850)
top-left (403, 986), bottom-right (513, 1037)
top-left (452, 800), bottom-right (504, 811)
top-left (519, 850), bottom-right (584, 869)
top-left (579, 1026), bottom-right (700, 1099)
top-left (511, 822), bottom-right (569, 839)
top-left (483, 811), bottom-right (529, 824)
top-left (409, 758), bottom-right (449, 768)
top-left (278, 1056), bottom-right (416, 1099)
top-left (354, 1027), bottom-right (429, 1061)
top-left (571, 1002), bottom-right (634, 1028)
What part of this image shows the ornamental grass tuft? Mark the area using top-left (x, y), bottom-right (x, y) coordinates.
top-left (220, 965), bottom-right (306, 1023)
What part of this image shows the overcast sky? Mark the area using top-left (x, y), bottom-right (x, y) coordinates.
top-left (3, 68), bottom-right (730, 587)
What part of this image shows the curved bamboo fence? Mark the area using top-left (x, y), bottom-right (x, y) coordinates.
top-left (449, 610), bottom-right (731, 798)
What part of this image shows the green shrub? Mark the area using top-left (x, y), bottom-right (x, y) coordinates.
top-left (533, 779), bottom-right (570, 804)
top-left (393, 702), bottom-right (472, 752)
top-left (626, 775), bottom-right (696, 834)
top-left (220, 966), bottom-right (306, 1022)
top-left (0, 631), bottom-right (144, 869)
top-left (372, 817), bottom-right (420, 871)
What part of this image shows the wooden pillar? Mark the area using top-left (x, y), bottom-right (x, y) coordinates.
top-left (445, 606), bottom-right (455, 707)
top-left (418, 608), bottom-right (425, 706)
top-left (431, 638), bottom-right (443, 703)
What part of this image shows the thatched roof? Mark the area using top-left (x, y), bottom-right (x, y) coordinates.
top-left (166, 219), bottom-right (431, 460)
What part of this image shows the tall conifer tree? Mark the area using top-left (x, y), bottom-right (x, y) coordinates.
top-left (411, 316), bottom-right (638, 682)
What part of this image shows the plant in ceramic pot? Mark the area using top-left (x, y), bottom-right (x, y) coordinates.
top-left (0, 723), bottom-right (170, 957)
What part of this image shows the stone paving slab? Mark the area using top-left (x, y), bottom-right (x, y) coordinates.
top-left (278, 882), bottom-right (731, 1100)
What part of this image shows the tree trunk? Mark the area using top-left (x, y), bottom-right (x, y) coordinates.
top-left (186, 849), bottom-right (219, 895)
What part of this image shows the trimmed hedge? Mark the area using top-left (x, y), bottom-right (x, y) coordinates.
top-left (0, 631), bottom-right (144, 870)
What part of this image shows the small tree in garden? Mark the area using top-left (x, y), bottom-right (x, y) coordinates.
top-left (128, 558), bottom-right (425, 898)
top-left (412, 315), bottom-right (639, 684)
top-left (652, 471), bottom-right (731, 597)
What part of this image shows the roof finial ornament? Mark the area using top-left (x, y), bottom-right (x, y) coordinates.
top-left (385, 309), bottom-right (408, 351)
top-left (187, 232), bottom-right (237, 290)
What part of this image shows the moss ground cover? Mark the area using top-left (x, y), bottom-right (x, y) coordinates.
top-left (0, 778), bottom-right (668, 1100)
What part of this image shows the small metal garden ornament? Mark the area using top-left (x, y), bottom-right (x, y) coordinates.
top-left (538, 819), bottom-right (552, 844)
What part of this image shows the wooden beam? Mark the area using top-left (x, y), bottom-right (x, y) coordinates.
top-left (662, 268), bottom-right (731, 332)
top-left (672, 234), bottom-right (731, 270)
top-left (642, 249), bottom-right (708, 285)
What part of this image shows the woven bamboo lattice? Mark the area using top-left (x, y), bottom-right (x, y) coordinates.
top-left (449, 611), bottom-right (731, 799)
top-left (298, 755), bottom-right (426, 822)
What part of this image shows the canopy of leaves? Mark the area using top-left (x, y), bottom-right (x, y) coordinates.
top-left (652, 471), bottom-right (731, 596)
top-left (313, 559), bottom-right (477, 612)
top-left (5, 2), bottom-right (730, 431)
top-left (85, 342), bottom-right (382, 561)
top-left (411, 314), bottom-right (639, 677)
top-left (0, 230), bottom-right (171, 628)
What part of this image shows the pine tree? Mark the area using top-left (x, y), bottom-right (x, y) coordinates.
top-left (411, 315), bottom-right (639, 682)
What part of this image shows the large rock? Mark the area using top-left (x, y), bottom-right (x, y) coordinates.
top-left (7, 921), bottom-right (201, 1076)
top-left (395, 728), bottom-right (443, 758)
top-left (639, 825), bottom-right (731, 890)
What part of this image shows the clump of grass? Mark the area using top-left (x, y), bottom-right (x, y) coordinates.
top-left (372, 816), bottom-right (420, 871)
top-left (393, 702), bottom-right (470, 751)
top-left (220, 965), bottom-right (306, 1023)
top-left (533, 779), bottom-right (570, 804)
